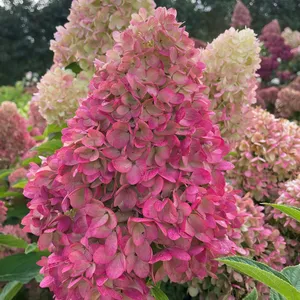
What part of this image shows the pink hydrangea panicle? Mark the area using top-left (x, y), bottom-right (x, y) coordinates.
top-left (188, 187), bottom-right (287, 299)
top-left (200, 28), bottom-right (261, 144)
top-left (256, 86), bottom-right (279, 110)
top-left (50, 0), bottom-right (156, 71)
top-left (276, 77), bottom-right (300, 119)
top-left (261, 20), bottom-right (281, 36)
top-left (271, 175), bottom-right (300, 234)
top-left (228, 107), bottom-right (300, 201)
top-left (0, 102), bottom-right (35, 167)
top-left (23, 7), bottom-right (242, 299)
top-left (231, 1), bottom-right (252, 28)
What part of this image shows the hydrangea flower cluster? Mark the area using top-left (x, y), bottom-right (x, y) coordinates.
top-left (228, 107), bottom-right (300, 201)
top-left (28, 101), bottom-right (47, 136)
top-left (187, 190), bottom-right (287, 299)
top-left (0, 102), bottom-right (35, 168)
top-left (271, 175), bottom-right (300, 234)
top-left (22, 8), bottom-right (243, 299)
top-left (256, 86), bottom-right (279, 110)
top-left (282, 27), bottom-right (300, 49)
top-left (34, 67), bottom-right (90, 125)
top-left (8, 167), bottom-right (27, 185)
top-left (200, 28), bottom-right (261, 144)
top-left (50, 0), bottom-right (156, 71)
top-left (258, 20), bottom-right (293, 81)
top-left (231, 1), bottom-right (252, 29)
top-left (276, 76), bottom-right (300, 119)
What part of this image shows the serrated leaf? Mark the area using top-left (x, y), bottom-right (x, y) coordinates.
top-left (243, 288), bottom-right (258, 300)
top-left (218, 256), bottom-right (300, 300)
top-left (25, 243), bottom-right (38, 254)
top-left (0, 281), bottom-right (23, 300)
top-left (21, 156), bottom-right (42, 167)
top-left (34, 139), bottom-right (62, 155)
top-left (0, 252), bottom-right (44, 283)
top-left (12, 179), bottom-right (28, 189)
top-left (0, 234), bottom-right (28, 249)
top-left (270, 289), bottom-right (285, 300)
top-left (281, 265), bottom-right (300, 291)
top-left (264, 203), bottom-right (300, 223)
top-left (0, 170), bottom-right (12, 180)
top-left (151, 286), bottom-right (169, 300)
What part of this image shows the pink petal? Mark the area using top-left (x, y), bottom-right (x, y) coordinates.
top-left (191, 168), bottom-right (211, 185)
top-left (127, 165), bottom-right (142, 185)
top-left (106, 253), bottom-right (126, 279)
top-left (135, 241), bottom-right (153, 262)
top-left (112, 157), bottom-right (132, 173)
top-left (93, 245), bottom-right (113, 264)
top-left (105, 232), bottom-right (118, 256)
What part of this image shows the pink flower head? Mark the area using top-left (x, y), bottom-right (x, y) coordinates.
top-left (228, 107), bottom-right (300, 201)
top-left (0, 200), bottom-right (7, 224)
top-left (23, 8), bottom-right (242, 299)
top-left (231, 1), bottom-right (252, 28)
top-left (0, 102), bottom-right (35, 167)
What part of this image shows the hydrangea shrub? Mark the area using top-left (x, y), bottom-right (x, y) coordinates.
top-left (22, 8), bottom-right (243, 299)
top-left (228, 107), bottom-right (300, 201)
top-left (200, 28), bottom-right (261, 144)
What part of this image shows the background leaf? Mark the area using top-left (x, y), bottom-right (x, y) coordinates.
top-left (218, 256), bottom-right (300, 300)
top-left (12, 179), bottom-right (28, 189)
top-left (0, 234), bottom-right (28, 249)
top-left (0, 281), bottom-right (23, 300)
top-left (0, 253), bottom-right (44, 283)
top-left (264, 203), bottom-right (300, 223)
top-left (243, 288), bottom-right (258, 300)
top-left (151, 286), bottom-right (169, 300)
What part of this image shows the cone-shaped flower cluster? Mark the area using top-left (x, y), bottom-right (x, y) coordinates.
top-left (51, 0), bottom-right (156, 71)
top-left (256, 86), bottom-right (279, 110)
top-left (271, 175), bottom-right (300, 234)
top-left (200, 28), bottom-right (261, 144)
top-left (282, 27), bottom-right (300, 49)
top-left (0, 102), bottom-right (35, 168)
top-left (23, 8), bottom-right (242, 299)
top-left (34, 67), bottom-right (90, 125)
top-left (231, 1), bottom-right (252, 29)
top-left (276, 76), bottom-right (300, 119)
top-left (188, 190), bottom-right (287, 299)
top-left (228, 107), bottom-right (300, 201)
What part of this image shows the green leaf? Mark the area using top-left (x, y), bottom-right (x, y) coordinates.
top-left (243, 288), bottom-right (258, 300)
top-left (21, 156), bottom-right (42, 167)
top-left (264, 203), bottom-right (300, 223)
top-left (25, 243), bottom-right (38, 254)
top-left (0, 191), bottom-right (23, 199)
top-left (6, 202), bottom-right (29, 219)
top-left (151, 286), bottom-right (169, 300)
top-left (12, 179), bottom-right (28, 189)
top-left (270, 265), bottom-right (300, 300)
top-left (33, 135), bottom-right (45, 141)
top-left (34, 273), bottom-right (44, 283)
top-left (0, 170), bottom-right (12, 180)
top-left (65, 62), bottom-right (82, 75)
top-left (0, 281), bottom-right (23, 300)
top-left (0, 234), bottom-right (28, 249)
top-left (281, 265), bottom-right (300, 291)
top-left (218, 256), bottom-right (300, 300)
top-left (0, 252), bottom-right (44, 283)
top-left (34, 139), bottom-right (62, 155)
